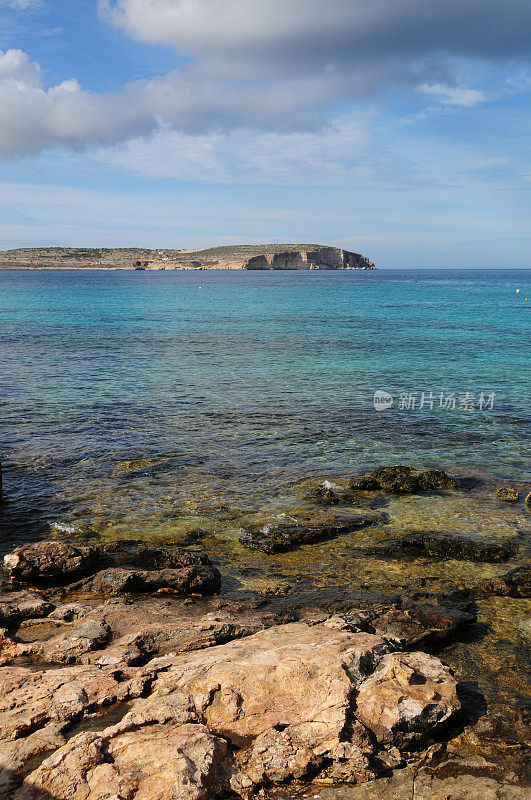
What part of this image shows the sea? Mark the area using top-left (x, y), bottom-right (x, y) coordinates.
top-left (0, 268), bottom-right (529, 551)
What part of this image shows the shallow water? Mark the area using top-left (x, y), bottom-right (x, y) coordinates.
top-left (0, 268), bottom-right (529, 549)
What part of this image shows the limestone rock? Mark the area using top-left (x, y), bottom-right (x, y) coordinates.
top-left (15, 722), bottom-right (232, 800)
top-left (0, 661), bottom-right (160, 742)
top-left (0, 591), bottom-right (55, 626)
top-left (34, 619), bottom-right (112, 664)
top-left (350, 466), bottom-right (459, 494)
top-left (317, 766), bottom-right (529, 799)
top-left (369, 603), bottom-right (473, 647)
top-left (239, 507), bottom-right (385, 552)
top-left (355, 651), bottom-right (460, 749)
top-left (363, 530), bottom-right (516, 562)
top-left (0, 628), bottom-right (28, 664)
top-left (3, 542), bottom-right (99, 584)
top-left (99, 541), bottom-right (213, 570)
top-left (81, 565), bottom-right (221, 596)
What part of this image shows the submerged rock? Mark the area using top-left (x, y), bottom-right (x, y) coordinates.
top-left (479, 565), bottom-right (531, 598)
top-left (99, 541), bottom-right (213, 570)
top-left (368, 603), bottom-right (474, 647)
top-left (239, 507), bottom-right (385, 553)
top-left (362, 530), bottom-right (516, 562)
top-left (3, 541), bottom-right (99, 584)
top-left (496, 486), bottom-right (520, 502)
top-left (350, 466), bottom-right (459, 494)
top-left (318, 766), bottom-right (529, 799)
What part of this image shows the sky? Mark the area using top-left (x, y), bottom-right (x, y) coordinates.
top-left (0, 0), bottom-right (530, 268)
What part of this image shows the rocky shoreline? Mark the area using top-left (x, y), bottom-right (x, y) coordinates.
top-left (0, 466), bottom-right (529, 799)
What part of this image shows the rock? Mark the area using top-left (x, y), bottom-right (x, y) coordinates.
top-left (363, 530), bottom-right (516, 562)
top-left (0, 614), bottom-right (469, 797)
top-left (35, 619), bottom-right (112, 664)
top-left (355, 651), bottom-right (460, 749)
top-left (48, 603), bottom-right (90, 622)
top-left (3, 542), bottom-right (99, 584)
top-left (314, 479), bottom-right (356, 505)
top-left (479, 566), bottom-right (531, 598)
top-left (0, 591), bottom-right (55, 626)
top-left (239, 507), bottom-right (385, 553)
top-left (116, 621), bottom-right (391, 788)
top-left (317, 767), bottom-right (529, 799)
top-left (0, 662), bottom-right (158, 740)
top-left (99, 542), bottom-right (212, 570)
top-left (82, 565), bottom-right (221, 596)
top-left (369, 603), bottom-right (474, 647)
top-left (28, 595), bottom-right (295, 666)
top-left (350, 466), bottom-right (459, 494)
top-left (496, 486), bottom-right (519, 502)
top-left (122, 620), bottom-right (459, 788)
top-left (0, 628), bottom-right (27, 665)
top-left (15, 723), bottom-right (232, 800)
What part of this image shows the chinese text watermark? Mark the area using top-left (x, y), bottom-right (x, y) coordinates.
top-left (373, 389), bottom-right (495, 412)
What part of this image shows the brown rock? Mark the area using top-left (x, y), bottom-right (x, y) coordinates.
top-left (355, 651), bottom-right (460, 749)
top-left (317, 766), bottom-right (528, 799)
top-left (496, 486), bottom-right (519, 502)
top-left (82, 565), bottom-right (221, 596)
top-left (15, 723), bottom-right (232, 800)
top-left (0, 661), bottom-right (160, 742)
top-left (363, 530), bottom-right (516, 562)
top-left (479, 566), bottom-right (531, 598)
top-left (0, 628), bottom-right (27, 664)
top-left (0, 591), bottom-right (55, 626)
top-left (369, 603), bottom-right (473, 647)
top-left (3, 541), bottom-right (99, 584)
top-left (239, 507), bottom-right (385, 553)
top-left (350, 466), bottom-right (458, 494)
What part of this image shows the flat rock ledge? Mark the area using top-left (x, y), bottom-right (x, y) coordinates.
top-left (2, 620), bottom-right (460, 800)
top-left (0, 538), bottom-right (473, 800)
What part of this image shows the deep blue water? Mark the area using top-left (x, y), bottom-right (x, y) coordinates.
top-left (0, 268), bottom-right (529, 547)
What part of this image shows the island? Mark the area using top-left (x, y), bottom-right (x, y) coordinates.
top-left (0, 244), bottom-right (376, 270)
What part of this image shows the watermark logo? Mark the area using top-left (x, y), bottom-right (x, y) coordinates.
top-left (373, 389), bottom-right (495, 412)
top-left (373, 390), bottom-right (394, 411)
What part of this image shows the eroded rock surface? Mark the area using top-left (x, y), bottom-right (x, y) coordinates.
top-left (239, 507), bottom-right (385, 552)
top-left (0, 614), bottom-right (463, 799)
top-left (4, 542), bottom-right (99, 584)
top-left (363, 530), bottom-right (516, 562)
top-left (350, 467), bottom-right (459, 494)
top-left (15, 723), bottom-right (232, 800)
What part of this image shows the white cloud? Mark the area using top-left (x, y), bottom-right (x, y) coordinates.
top-left (0, 49), bottom-right (154, 158)
top-left (420, 83), bottom-right (487, 107)
top-left (1, 0), bottom-right (530, 159)
top-left (0, 0), bottom-right (41, 9)
top-left (94, 113), bottom-right (376, 186)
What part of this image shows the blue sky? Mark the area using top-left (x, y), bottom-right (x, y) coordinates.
top-left (1, 0), bottom-right (530, 267)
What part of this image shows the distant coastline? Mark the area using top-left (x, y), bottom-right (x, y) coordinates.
top-left (0, 244), bottom-right (376, 271)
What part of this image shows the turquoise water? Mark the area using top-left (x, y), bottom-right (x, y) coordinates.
top-left (0, 268), bottom-right (529, 549)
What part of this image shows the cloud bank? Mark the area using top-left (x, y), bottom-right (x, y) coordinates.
top-left (0, 0), bottom-right (530, 158)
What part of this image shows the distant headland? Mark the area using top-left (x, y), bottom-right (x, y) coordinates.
top-left (0, 244), bottom-right (376, 271)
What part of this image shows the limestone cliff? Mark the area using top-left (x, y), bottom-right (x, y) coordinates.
top-left (0, 244), bottom-right (376, 270)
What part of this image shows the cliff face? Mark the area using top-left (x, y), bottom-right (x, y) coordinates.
top-left (0, 245), bottom-right (376, 270)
